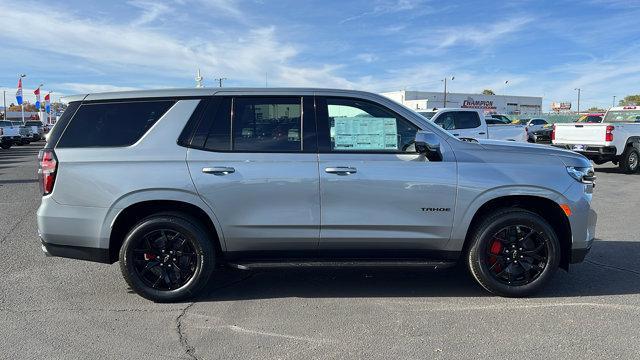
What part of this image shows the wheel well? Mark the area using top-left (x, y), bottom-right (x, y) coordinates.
top-left (108, 200), bottom-right (222, 263)
top-left (463, 195), bottom-right (572, 270)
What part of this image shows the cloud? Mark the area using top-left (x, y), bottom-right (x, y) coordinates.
top-left (433, 17), bottom-right (534, 49)
top-left (56, 83), bottom-right (142, 94)
top-left (340, 0), bottom-right (427, 23)
top-left (0, 1), bottom-right (354, 89)
top-left (128, 0), bottom-right (172, 26)
top-left (356, 53), bottom-right (378, 63)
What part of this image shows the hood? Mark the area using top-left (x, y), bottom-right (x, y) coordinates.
top-left (476, 139), bottom-right (591, 167)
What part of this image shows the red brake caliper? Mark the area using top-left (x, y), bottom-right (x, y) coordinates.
top-left (144, 253), bottom-right (157, 261)
top-left (489, 240), bottom-right (502, 272)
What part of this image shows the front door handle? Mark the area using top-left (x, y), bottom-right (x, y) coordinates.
top-left (202, 167), bottom-right (235, 175)
top-left (452, 133), bottom-right (460, 136)
top-left (325, 167), bottom-right (357, 175)
top-left (478, 132), bottom-right (486, 135)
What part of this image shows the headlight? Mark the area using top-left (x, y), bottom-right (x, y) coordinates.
top-left (566, 166), bottom-right (595, 184)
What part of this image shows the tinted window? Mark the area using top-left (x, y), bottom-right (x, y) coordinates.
top-left (455, 112), bottom-right (481, 129)
top-left (57, 100), bottom-right (175, 148)
top-left (531, 119), bottom-right (547, 125)
top-left (434, 112), bottom-right (481, 130)
top-left (326, 98), bottom-right (418, 152)
top-left (232, 97), bottom-right (302, 152)
top-left (0, 121), bottom-right (11, 127)
top-left (203, 97), bottom-right (231, 151)
top-left (45, 101), bottom-right (81, 149)
top-left (25, 121), bottom-right (42, 126)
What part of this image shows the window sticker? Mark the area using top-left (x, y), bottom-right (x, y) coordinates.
top-left (333, 117), bottom-right (398, 150)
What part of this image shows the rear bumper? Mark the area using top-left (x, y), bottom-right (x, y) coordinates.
top-left (1, 135), bottom-right (22, 144)
top-left (40, 237), bottom-right (111, 263)
top-left (552, 144), bottom-right (617, 156)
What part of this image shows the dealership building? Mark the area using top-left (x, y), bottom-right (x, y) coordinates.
top-left (381, 90), bottom-right (543, 117)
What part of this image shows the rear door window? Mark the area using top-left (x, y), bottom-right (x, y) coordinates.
top-left (453, 112), bottom-right (481, 129)
top-left (232, 97), bottom-right (302, 152)
top-left (57, 100), bottom-right (175, 148)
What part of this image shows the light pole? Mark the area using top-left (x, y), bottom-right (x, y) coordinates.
top-left (2, 88), bottom-right (6, 120)
top-left (574, 88), bottom-right (581, 115)
top-left (18, 74), bottom-right (26, 123)
top-left (612, 95), bottom-right (617, 108)
top-left (442, 76), bottom-right (454, 107)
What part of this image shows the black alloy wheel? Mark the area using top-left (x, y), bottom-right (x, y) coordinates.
top-left (119, 212), bottom-right (215, 302)
top-left (483, 225), bottom-right (549, 286)
top-left (131, 229), bottom-right (198, 291)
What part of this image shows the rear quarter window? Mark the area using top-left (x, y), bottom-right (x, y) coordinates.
top-left (57, 100), bottom-right (175, 148)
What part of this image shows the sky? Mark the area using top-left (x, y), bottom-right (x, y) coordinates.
top-left (0, 0), bottom-right (639, 110)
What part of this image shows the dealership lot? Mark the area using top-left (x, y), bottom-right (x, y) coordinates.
top-left (1, 143), bottom-right (639, 359)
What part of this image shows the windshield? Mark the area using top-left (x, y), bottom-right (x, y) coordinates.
top-left (0, 121), bottom-right (11, 126)
top-left (417, 111), bottom-right (437, 120)
top-left (603, 110), bottom-right (640, 123)
top-left (25, 121), bottom-right (42, 126)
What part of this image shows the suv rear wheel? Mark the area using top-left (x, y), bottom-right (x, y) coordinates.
top-left (619, 146), bottom-right (639, 174)
top-left (467, 208), bottom-right (560, 297)
top-left (119, 212), bottom-right (215, 302)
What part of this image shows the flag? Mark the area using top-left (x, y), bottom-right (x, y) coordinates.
top-left (34, 87), bottom-right (41, 110)
top-left (45, 93), bottom-right (51, 114)
top-left (16, 79), bottom-right (23, 105)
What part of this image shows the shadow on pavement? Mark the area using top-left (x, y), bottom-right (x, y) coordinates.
top-left (194, 240), bottom-right (640, 302)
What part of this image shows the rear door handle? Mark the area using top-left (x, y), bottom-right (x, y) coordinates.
top-left (202, 167), bottom-right (235, 175)
top-left (452, 133), bottom-right (460, 136)
top-left (478, 132), bottom-right (486, 135)
top-left (325, 167), bottom-right (357, 175)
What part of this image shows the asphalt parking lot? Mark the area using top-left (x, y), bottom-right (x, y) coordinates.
top-left (1, 143), bottom-right (639, 360)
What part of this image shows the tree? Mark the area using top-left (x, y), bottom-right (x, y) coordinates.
top-left (619, 95), bottom-right (640, 106)
top-left (587, 106), bottom-right (606, 113)
top-left (482, 89), bottom-right (495, 95)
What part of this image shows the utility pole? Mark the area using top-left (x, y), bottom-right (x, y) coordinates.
top-left (574, 88), bottom-right (581, 115)
top-left (195, 69), bottom-right (203, 88)
top-left (442, 76), bottom-right (454, 107)
top-left (214, 77), bottom-right (227, 87)
top-left (2, 90), bottom-right (5, 120)
top-left (612, 95), bottom-right (617, 108)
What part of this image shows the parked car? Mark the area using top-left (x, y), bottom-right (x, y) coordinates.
top-left (523, 118), bottom-right (549, 142)
top-left (38, 88), bottom-right (596, 302)
top-left (532, 126), bottom-right (553, 144)
top-left (24, 120), bottom-right (45, 141)
top-left (10, 121), bottom-right (32, 145)
top-left (0, 120), bottom-right (22, 149)
top-left (576, 114), bottom-right (604, 123)
top-left (418, 108), bottom-right (528, 142)
top-left (489, 114), bottom-right (512, 124)
top-left (552, 106), bottom-right (640, 173)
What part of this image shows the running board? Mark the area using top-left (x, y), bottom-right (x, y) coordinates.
top-left (226, 260), bottom-right (457, 271)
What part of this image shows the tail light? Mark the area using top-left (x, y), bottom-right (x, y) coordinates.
top-left (605, 125), bottom-right (614, 142)
top-left (551, 124), bottom-right (556, 141)
top-left (38, 149), bottom-right (58, 195)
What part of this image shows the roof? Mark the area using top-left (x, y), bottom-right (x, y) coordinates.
top-left (63, 87), bottom-right (379, 102)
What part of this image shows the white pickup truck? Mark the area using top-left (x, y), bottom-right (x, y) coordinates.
top-left (416, 108), bottom-right (527, 142)
top-left (552, 106), bottom-right (640, 173)
top-left (0, 120), bottom-right (22, 149)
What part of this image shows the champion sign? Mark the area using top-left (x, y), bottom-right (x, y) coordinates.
top-left (461, 97), bottom-right (496, 110)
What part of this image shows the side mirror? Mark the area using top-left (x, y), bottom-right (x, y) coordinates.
top-left (414, 131), bottom-right (441, 160)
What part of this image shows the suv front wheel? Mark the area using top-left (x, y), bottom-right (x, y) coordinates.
top-left (467, 208), bottom-right (560, 297)
top-left (119, 212), bottom-right (216, 302)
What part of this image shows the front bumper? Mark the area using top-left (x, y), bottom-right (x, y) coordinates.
top-left (563, 181), bottom-right (597, 264)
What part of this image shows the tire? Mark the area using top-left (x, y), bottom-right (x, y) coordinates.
top-left (119, 212), bottom-right (216, 302)
top-left (467, 208), bottom-right (560, 297)
top-left (619, 146), bottom-right (640, 174)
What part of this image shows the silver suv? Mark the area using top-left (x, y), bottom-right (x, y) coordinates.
top-left (37, 88), bottom-right (597, 302)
